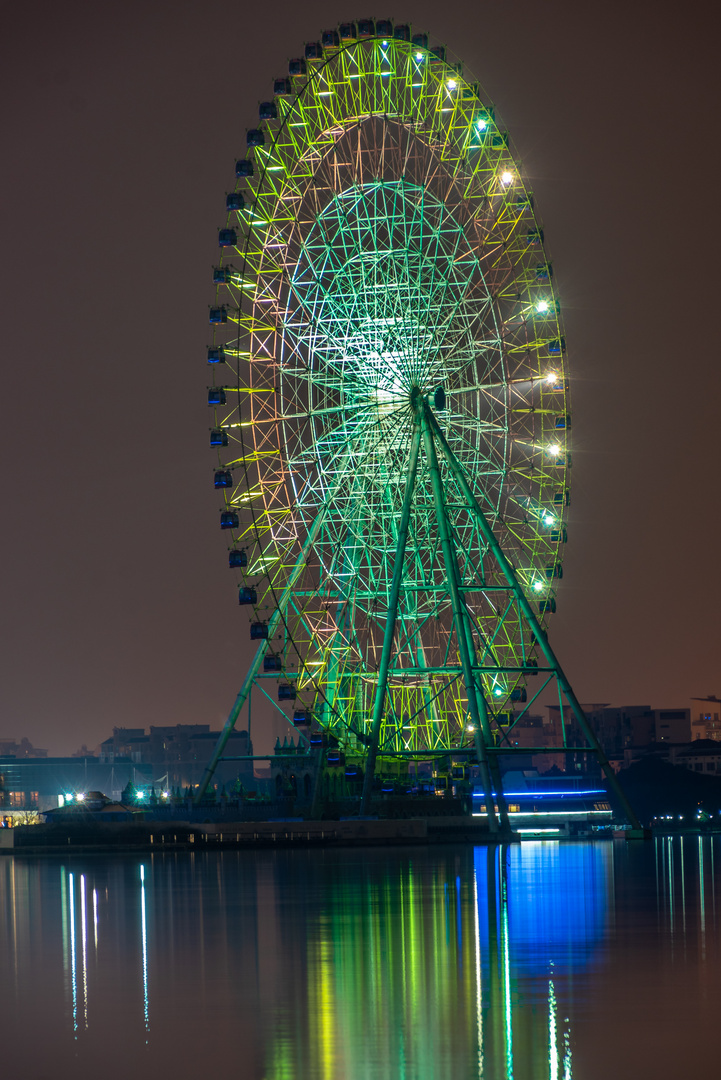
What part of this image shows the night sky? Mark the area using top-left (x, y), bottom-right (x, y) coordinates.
top-left (2, 0), bottom-right (719, 756)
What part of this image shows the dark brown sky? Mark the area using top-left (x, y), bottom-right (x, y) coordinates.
top-left (1, 0), bottom-right (719, 755)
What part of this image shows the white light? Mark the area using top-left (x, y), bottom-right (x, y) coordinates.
top-left (501, 171), bottom-right (513, 185)
top-left (416, 51), bottom-right (424, 59)
top-left (494, 688), bottom-right (503, 697)
top-left (65, 793), bottom-right (74, 801)
top-left (533, 580), bottom-right (544, 592)
top-left (477, 119), bottom-right (487, 130)
top-left (545, 371), bottom-right (558, 384)
top-left (162, 791), bottom-right (170, 799)
top-left (548, 445), bottom-right (560, 456)
top-left (76, 793), bottom-right (85, 801)
top-left (544, 515), bottom-right (555, 526)
top-left (467, 725), bottom-right (475, 733)
top-left (448, 79), bottom-right (457, 88)
top-left (536, 300), bottom-right (550, 313)
top-left (382, 40), bottom-right (388, 46)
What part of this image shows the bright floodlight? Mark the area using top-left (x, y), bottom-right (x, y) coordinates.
top-left (65, 793), bottom-right (73, 801)
top-left (545, 371), bottom-right (558, 384)
top-left (501, 171), bottom-right (513, 185)
top-left (477, 119), bottom-right (487, 130)
top-left (533, 580), bottom-right (544, 592)
top-left (544, 515), bottom-right (555, 526)
top-left (76, 793), bottom-right (85, 801)
top-left (548, 444), bottom-right (560, 456)
top-left (467, 725), bottom-right (475, 732)
top-left (536, 300), bottom-right (549, 313)
top-left (447, 79), bottom-right (457, 88)
top-left (494, 687), bottom-right (503, 697)
top-left (416, 51), bottom-right (423, 59)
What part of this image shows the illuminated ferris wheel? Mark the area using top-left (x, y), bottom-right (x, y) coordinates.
top-left (199, 20), bottom-right (637, 828)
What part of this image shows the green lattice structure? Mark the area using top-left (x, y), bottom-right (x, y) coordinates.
top-left (198, 24), bottom-right (639, 829)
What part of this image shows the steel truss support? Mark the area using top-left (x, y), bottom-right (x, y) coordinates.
top-left (194, 502), bottom-right (329, 803)
top-left (426, 405), bottom-right (642, 831)
top-left (418, 403), bottom-right (498, 832)
top-left (360, 419), bottom-right (422, 814)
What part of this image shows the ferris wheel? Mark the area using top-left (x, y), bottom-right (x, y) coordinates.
top-left (199, 21), bottom-right (638, 829)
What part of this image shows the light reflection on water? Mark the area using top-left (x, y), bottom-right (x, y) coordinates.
top-left (0, 838), bottom-right (719, 1079)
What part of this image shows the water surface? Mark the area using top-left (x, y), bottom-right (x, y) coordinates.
top-left (1, 838), bottom-right (716, 1079)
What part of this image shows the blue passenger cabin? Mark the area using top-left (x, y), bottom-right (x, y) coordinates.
top-left (218, 228), bottom-right (237, 247)
top-left (553, 489), bottom-right (570, 506)
top-left (209, 306), bottom-right (227, 324)
top-left (214, 470), bottom-right (233, 489)
top-left (510, 688), bottom-right (527, 702)
top-left (278, 684), bottom-right (297, 701)
top-left (321, 29), bottom-right (340, 47)
top-left (554, 414), bottom-right (571, 429)
top-left (547, 337), bottom-right (566, 356)
top-left (263, 654), bottom-right (282, 672)
top-left (229, 548), bottom-right (248, 569)
top-left (238, 587), bottom-right (257, 605)
top-left (535, 263), bottom-right (553, 280)
top-left (339, 23), bottom-right (356, 40)
top-left (293, 710), bottom-right (312, 726)
top-left (226, 192), bottom-right (244, 211)
top-left (273, 78), bottom-right (292, 95)
top-left (207, 388), bottom-right (226, 406)
top-left (539, 598), bottom-right (557, 614)
top-left (246, 128), bottom-right (265, 147)
top-left (207, 347), bottom-right (226, 364)
top-left (213, 266), bottom-right (232, 284)
top-left (545, 562), bottom-right (563, 579)
top-left (259, 101), bottom-right (277, 120)
top-left (235, 158), bottom-right (254, 177)
top-left (250, 622), bottom-right (268, 640)
top-left (304, 41), bottom-right (322, 59)
top-left (357, 20), bottom-right (375, 37)
top-left (220, 510), bottom-right (239, 530)
top-left (345, 765), bottom-right (362, 781)
top-left (550, 527), bottom-right (568, 543)
top-left (515, 195), bottom-right (533, 211)
top-left (288, 57), bottom-right (307, 75)
top-left (309, 731), bottom-right (324, 747)
top-left (526, 229), bottom-right (544, 246)
top-left (210, 428), bottom-right (229, 447)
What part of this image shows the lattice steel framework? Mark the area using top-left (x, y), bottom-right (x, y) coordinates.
top-left (197, 25), bottom-right (639, 829)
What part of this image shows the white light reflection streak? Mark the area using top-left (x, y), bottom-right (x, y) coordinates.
top-left (68, 872), bottom-right (78, 1036)
top-left (699, 837), bottom-right (706, 946)
top-left (472, 869), bottom-right (484, 1078)
top-left (80, 874), bottom-right (88, 1028)
top-left (680, 835), bottom-right (686, 932)
top-left (140, 864), bottom-right (149, 1035)
top-left (500, 852), bottom-right (514, 1079)
top-left (548, 979), bottom-right (558, 1080)
top-left (93, 888), bottom-right (98, 950)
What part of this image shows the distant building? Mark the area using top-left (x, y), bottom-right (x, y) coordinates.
top-left (690, 696), bottom-right (721, 741)
top-left (667, 740), bottom-right (721, 774)
top-left (653, 708), bottom-right (692, 744)
top-left (0, 737), bottom-right (47, 758)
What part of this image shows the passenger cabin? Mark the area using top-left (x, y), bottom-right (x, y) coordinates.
top-left (250, 622), bottom-right (268, 640)
top-left (214, 470), bottom-right (233, 488)
top-left (278, 685), bottom-right (297, 701)
top-left (229, 549), bottom-right (248, 569)
top-left (207, 388), bottom-right (226, 405)
top-left (258, 101), bottom-right (277, 120)
top-left (238, 587), bottom-right (257, 605)
top-left (246, 128), bottom-right (264, 147)
top-left (226, 192), bottom-right (244, 211)
top-left (218, 228), bottom-right (237, 247)
top-left (210, 429), bottom-right (229, 447)
top-left (263, 654), bottom-right (282, 671)
top-left (235, 159), bottom-right (254, 177)
top-left (207, 347), bottom-right (226, 363)
top-left (220, 511), bottom-right (239, 530)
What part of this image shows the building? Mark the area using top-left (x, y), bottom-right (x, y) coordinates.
top-left (690, 696), bottom-right (721, 741)
top-left (98, 724), bottom-right (254, 791)
top-left (667, 740), bottom-right (721, 774)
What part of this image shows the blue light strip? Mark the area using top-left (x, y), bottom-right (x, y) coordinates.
top-left (472, 789), bottom-right (607, 799)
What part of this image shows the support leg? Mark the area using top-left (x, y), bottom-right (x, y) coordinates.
top-left (360, 420), bottom-right (422, 815)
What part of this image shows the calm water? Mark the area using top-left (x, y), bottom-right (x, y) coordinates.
top-left (1, 838), bottom-right (717, 1079)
